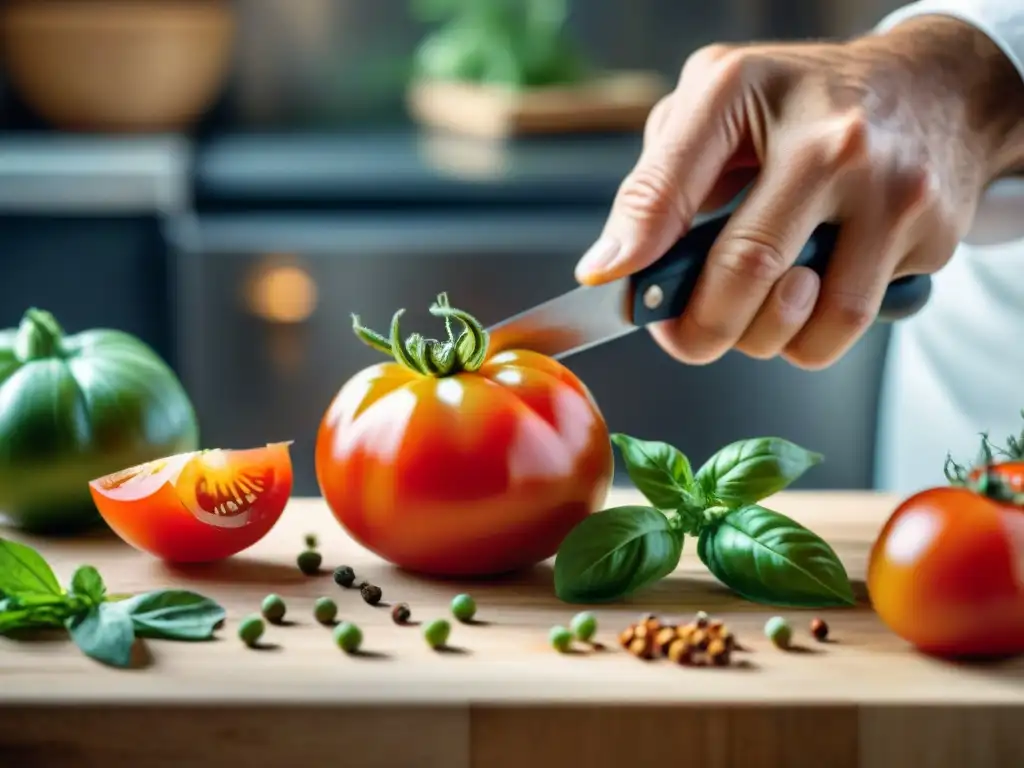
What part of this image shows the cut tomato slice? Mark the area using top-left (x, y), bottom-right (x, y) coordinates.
top-left (90, 442), bottom-right (294, 563)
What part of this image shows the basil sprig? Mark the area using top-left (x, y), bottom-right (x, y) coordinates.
top-left (0, 538), bottom-right (226, 667)
top-left (554, 433), bottom-right (855, 608)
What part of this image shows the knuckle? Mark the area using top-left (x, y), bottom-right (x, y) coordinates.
top-left (681, 44), bottom-right (750, 94)
top-left (816, 109), bottom-right (872, 171)
top-left (714, 234), bottom-right (788, 283)
top-left (614, 165), bottom-right (689, 224)
top-left (682, 43), bottom-right (735, 76)
top-left (891, 164), bottom-right (941, 217)
top-left (825, 290), bottom-right (877, 332)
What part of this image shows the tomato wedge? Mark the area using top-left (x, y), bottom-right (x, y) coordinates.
top-left (89, 442), bottom-right (293, 563)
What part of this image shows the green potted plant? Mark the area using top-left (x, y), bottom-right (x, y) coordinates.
top-left (406, 0), bottom-right (666, 138)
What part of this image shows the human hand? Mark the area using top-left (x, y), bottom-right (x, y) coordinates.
top-left (576, 16), bottom-right (1024, 369)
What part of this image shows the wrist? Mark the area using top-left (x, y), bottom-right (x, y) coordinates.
top-left (857, 15), bottom-right (1024, 182)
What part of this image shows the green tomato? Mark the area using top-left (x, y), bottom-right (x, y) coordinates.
top-left (569, 612), bottom-right (597, 643)
top-left (334, 621), bottom-right (362, 653)
top-left (450, 593), bottom-right (476, 622)
top-left (261, 594), bottom-right (286, 624)
top-left (549, 625), bottom-right (573, 653)
top-left (423, 618), bottom-right (451, 649)
top-left (0, 308), bottom-right (199, 534)
top-left (238, 616), bottom-right (265, 647)
top-left (314, 596), bottom-right (338, 625)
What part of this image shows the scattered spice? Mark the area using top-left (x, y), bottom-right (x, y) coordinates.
top-left (314, 597), bottom-right (338, 625)
top-left (423, 618), bottom-right (451, 649)
top-left (622, 611), bottom-right (740, 666)
top-left (392, 602), bottom-right (412, 625)
top-left (451, 593), bottom-right (476, 622)
top-left (810, 617), bottom-right (829, 642)
top-left (333, 565), bottom-right (357, 588)
top-left (360, 583), bottom-right (383, 606)
top-left (765, 616), bottom-right (792, 649)
top-left (238, 615), bottom-right (265, 647)
top-left (549, 625), bottom-right (573, 653)
top-left (333, 621), bottom-right (362, 653)
top-left (570, 611), bottom-right (597, 643)
top-left (260, 594), bottom-right (286, 624)
top-left (297, 534), bottom-right (322, 575)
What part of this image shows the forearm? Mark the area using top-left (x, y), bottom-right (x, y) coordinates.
top-left (871, 5), bottom-right (1024, 181)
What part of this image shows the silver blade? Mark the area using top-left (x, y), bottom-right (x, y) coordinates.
top-left (485, 279), bottom-right (637, 360)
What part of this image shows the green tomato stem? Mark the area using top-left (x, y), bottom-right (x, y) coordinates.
top-left (351, 293), bottom-right (489, 377)
top-left (14, 308), bottom-right (66, 362)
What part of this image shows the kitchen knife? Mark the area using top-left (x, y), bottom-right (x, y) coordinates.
top-left (486, 211), bottom-right (933, 361)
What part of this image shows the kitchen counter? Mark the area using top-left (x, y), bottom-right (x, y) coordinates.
top-left (1, 489), bottom-right (1021, 768)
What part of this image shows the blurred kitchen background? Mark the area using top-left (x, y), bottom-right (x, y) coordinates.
top-left (0, 0), bottom-right (909, 496)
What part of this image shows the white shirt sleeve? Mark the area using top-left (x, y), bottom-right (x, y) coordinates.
top-left (876, 0), bottom-right (1024, 83)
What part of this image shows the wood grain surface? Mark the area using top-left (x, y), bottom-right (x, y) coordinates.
top-left (2, 489), bottom-right (1023, 768)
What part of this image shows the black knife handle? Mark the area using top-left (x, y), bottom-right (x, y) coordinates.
top-left (629, 212), bottom-right (932, 326)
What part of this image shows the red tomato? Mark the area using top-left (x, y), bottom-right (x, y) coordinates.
top-left (315, 295), bottom-right (613, 577)
top-left (867, 485), bottom-right (1024, 659)
top-left (90, 442), bottom-right (293, 563)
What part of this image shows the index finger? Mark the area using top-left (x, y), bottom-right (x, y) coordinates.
top-left (575, 46), bottom-right (751, 286)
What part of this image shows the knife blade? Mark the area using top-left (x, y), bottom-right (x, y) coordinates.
top-left (486, 210), bottom-right (933, 361)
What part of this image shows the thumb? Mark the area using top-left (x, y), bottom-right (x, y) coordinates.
top-left (575, 71), bottom-right (748, 285)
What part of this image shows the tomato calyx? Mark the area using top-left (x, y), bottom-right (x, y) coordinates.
top-left (351, 292), bottom-right (488, 377)
top-left (944, 432), bottom-right (1024, 506)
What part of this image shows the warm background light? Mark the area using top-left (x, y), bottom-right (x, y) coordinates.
top-left (246, 259), bottom-right (317, 324)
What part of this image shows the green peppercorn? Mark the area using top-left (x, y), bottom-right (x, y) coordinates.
top-left (259, 594), bottom-right (286, 624)
top-left (297, 549), bottom-right (322, 576)
top-left (304, 533), bottom-right (318, 549)
top-left (549, 625), bottom-right (573, 653)
top-left (314, 596), bottom-right (338, 625)
top-left (423, 618), bottom-right (451, 649)
top-left (570, 611), bottom-right (597, 643)
top-left (764, 616), bottom-right (792, 649)
top-left (450, 593), bottom-right (476, 622)
top-left (238, 615), bottom-right (265, 647)
top-left (333, 565), bottom-right (356, 588)
top-left (333, 621), bottom-right (362, 653)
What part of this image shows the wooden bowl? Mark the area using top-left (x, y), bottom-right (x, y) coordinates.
top-left (0, 0), bottom-right (234, 132)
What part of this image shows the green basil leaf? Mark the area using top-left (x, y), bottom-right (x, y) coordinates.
top-left (66, 604), bottom-right (136, 667)
top-left (696, 504), bottom-right (855, 608)
top-left (0, 603), bottom-right (70, 634)
top-left (694, 437), bottom-right (822, 505)
top-left (554, 506), bottom-right (683, 603)
top-left (118, 590), bottom-right (226, 641)
top-left (0, 538), bottom-right (62, 597)
top-left (610, 433), bottom-right (695, 509)
top-left (69, 566), bottom-right (106, 606)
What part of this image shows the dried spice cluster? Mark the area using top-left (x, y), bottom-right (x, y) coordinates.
top-left (619, 611), bottom-right (738, 667)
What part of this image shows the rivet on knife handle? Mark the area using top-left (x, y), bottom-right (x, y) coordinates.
top-left (628, 212), bottom-right (932, 327)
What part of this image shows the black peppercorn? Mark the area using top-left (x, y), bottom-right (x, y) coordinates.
top-left (333, 565), bottom-right (356, 588)
top-left (392, 602), bottom-right (411, 624)
top-left (360, 583), bottom-right (383, 606)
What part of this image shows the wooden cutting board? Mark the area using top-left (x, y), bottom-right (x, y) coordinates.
top-left (1, 489), bottom-right (1022, 768)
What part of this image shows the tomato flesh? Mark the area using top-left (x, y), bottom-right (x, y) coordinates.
top-left (90, 442), bottom-right (293, 563)
top-left (315, 349), bottom-right (614, 577)
top-left (867, 486), bottom-right (1024, 659)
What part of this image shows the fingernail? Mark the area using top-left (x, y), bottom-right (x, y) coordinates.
top-left (575, 236), bottom-right (622, 281)
top-left (780, 270), bottom-right (818, 312)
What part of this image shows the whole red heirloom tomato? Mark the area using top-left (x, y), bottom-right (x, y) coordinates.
top-left (867, 436), bottom-right (1024, 659)
top-left (315, 293), bottom-right (614, 577)
top-left (89, 442), bottom-right (293, 563)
